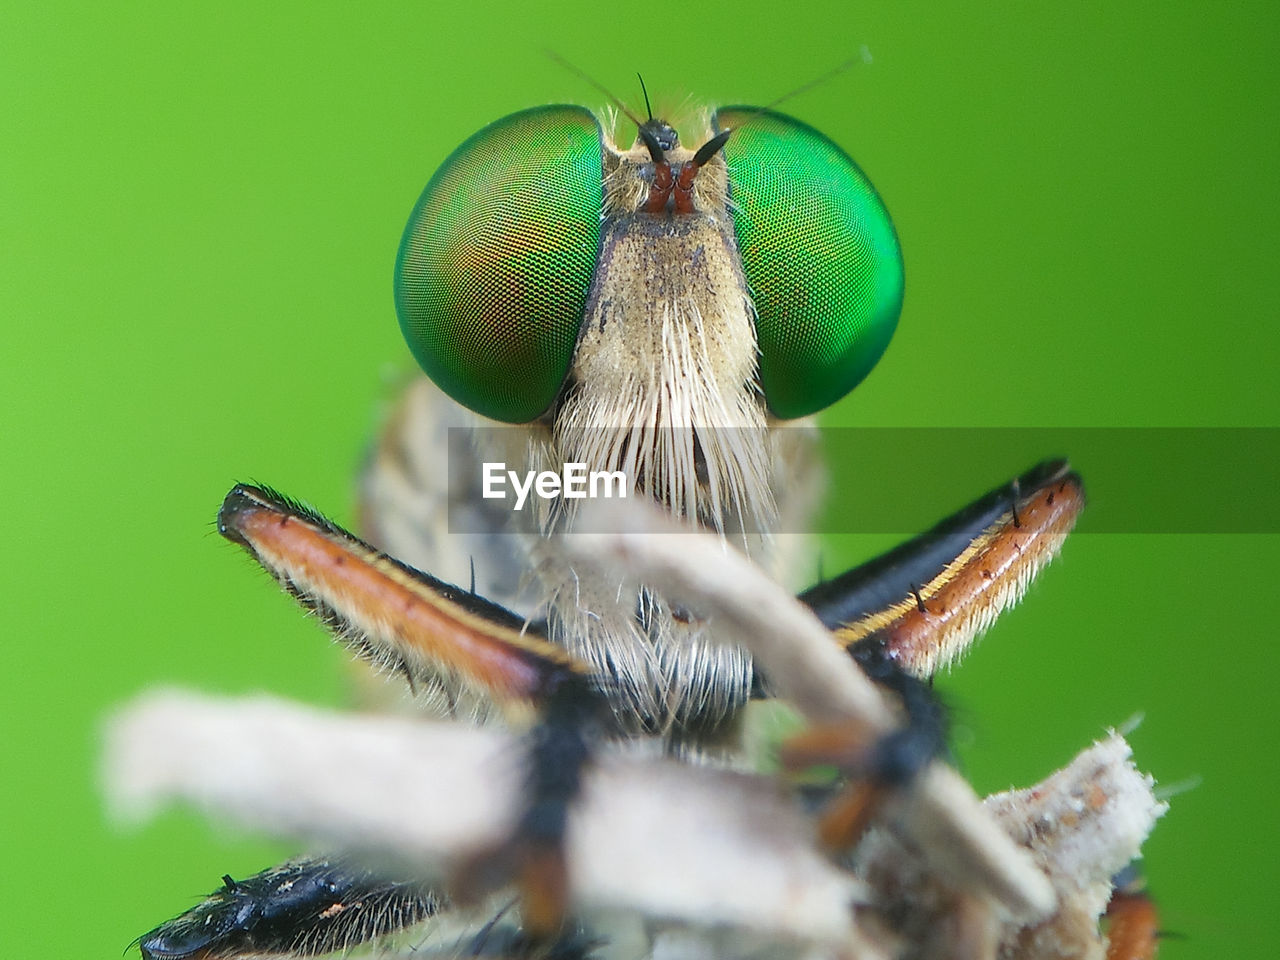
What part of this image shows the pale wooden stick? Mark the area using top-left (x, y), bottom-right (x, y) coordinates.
top-left (105, 690), bottom-right (870, 952)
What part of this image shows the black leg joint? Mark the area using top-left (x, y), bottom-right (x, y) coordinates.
top-left (518, 672), bottom-right (604, 846)
top-left (849, 637), bottom-right (950, 785)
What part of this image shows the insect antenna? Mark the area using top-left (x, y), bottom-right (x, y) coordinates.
top-left (714, 50), bottom-right (873, 137)
top-left (634, 71), bottom-right (671, 161)
top-left (545, 51), bottom-right (645, 128)
top-left (760, 49), bottom-right (869, 113)
top-left (637, 72), bottom-right (654, 120)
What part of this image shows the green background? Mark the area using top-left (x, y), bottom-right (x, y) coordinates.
top-left (3, 1), bottom-right (1276, 956)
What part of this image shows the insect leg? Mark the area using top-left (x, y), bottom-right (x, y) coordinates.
top-left (784, 461), bottom-right (1086, 850)
top-left (218, 483), bottom-right (585, 707)
top-left (801, 459), bottom-right (1085, 677)
top-left (135, 855), bottom-right (440, 960)
top-left (1103, 866), bottom-right (1162, 960)
top-left (214, 485), bottom-right (606, 935)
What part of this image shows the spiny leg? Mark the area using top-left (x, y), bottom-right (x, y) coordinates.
top-left (216, 484), bottom-right (584, 706)
top-left (784, 461), bottom-right (1086, 850)
top-left (804, 459), bottom-right (1085, 677)
top-left (134, 858), bottom-right (594, 959)
top-left (139, 486), bottom-right (608, 956)
top-left (226, 484), bottom-right (610, 933)
top-left (136, 856), bottom-right (440, 960)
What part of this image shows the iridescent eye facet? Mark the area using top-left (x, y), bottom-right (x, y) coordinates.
top-left (394, 106), bottom-right (604, 423)
top-left (714, 107), bottom-right (904, 419)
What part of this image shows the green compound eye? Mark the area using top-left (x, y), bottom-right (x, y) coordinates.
top-left (714, 107), bottom-right (904, 419)
top-left (394, 106), bottom-right (604, 423)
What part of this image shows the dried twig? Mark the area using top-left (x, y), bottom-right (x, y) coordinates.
top-left (106, 691), bottom-right (868, 952)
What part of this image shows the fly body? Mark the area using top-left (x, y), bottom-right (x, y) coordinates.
top-left (385, 99), bottom-right (902, 738)
top-left (113, 80), bottom-right (1164, 960)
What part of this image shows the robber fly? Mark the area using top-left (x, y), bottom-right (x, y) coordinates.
top-left (119, 74), bottom-right (1162, 960)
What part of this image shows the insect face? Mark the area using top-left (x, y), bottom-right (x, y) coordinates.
top-left (394, 104), bottom-right (904, 427)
